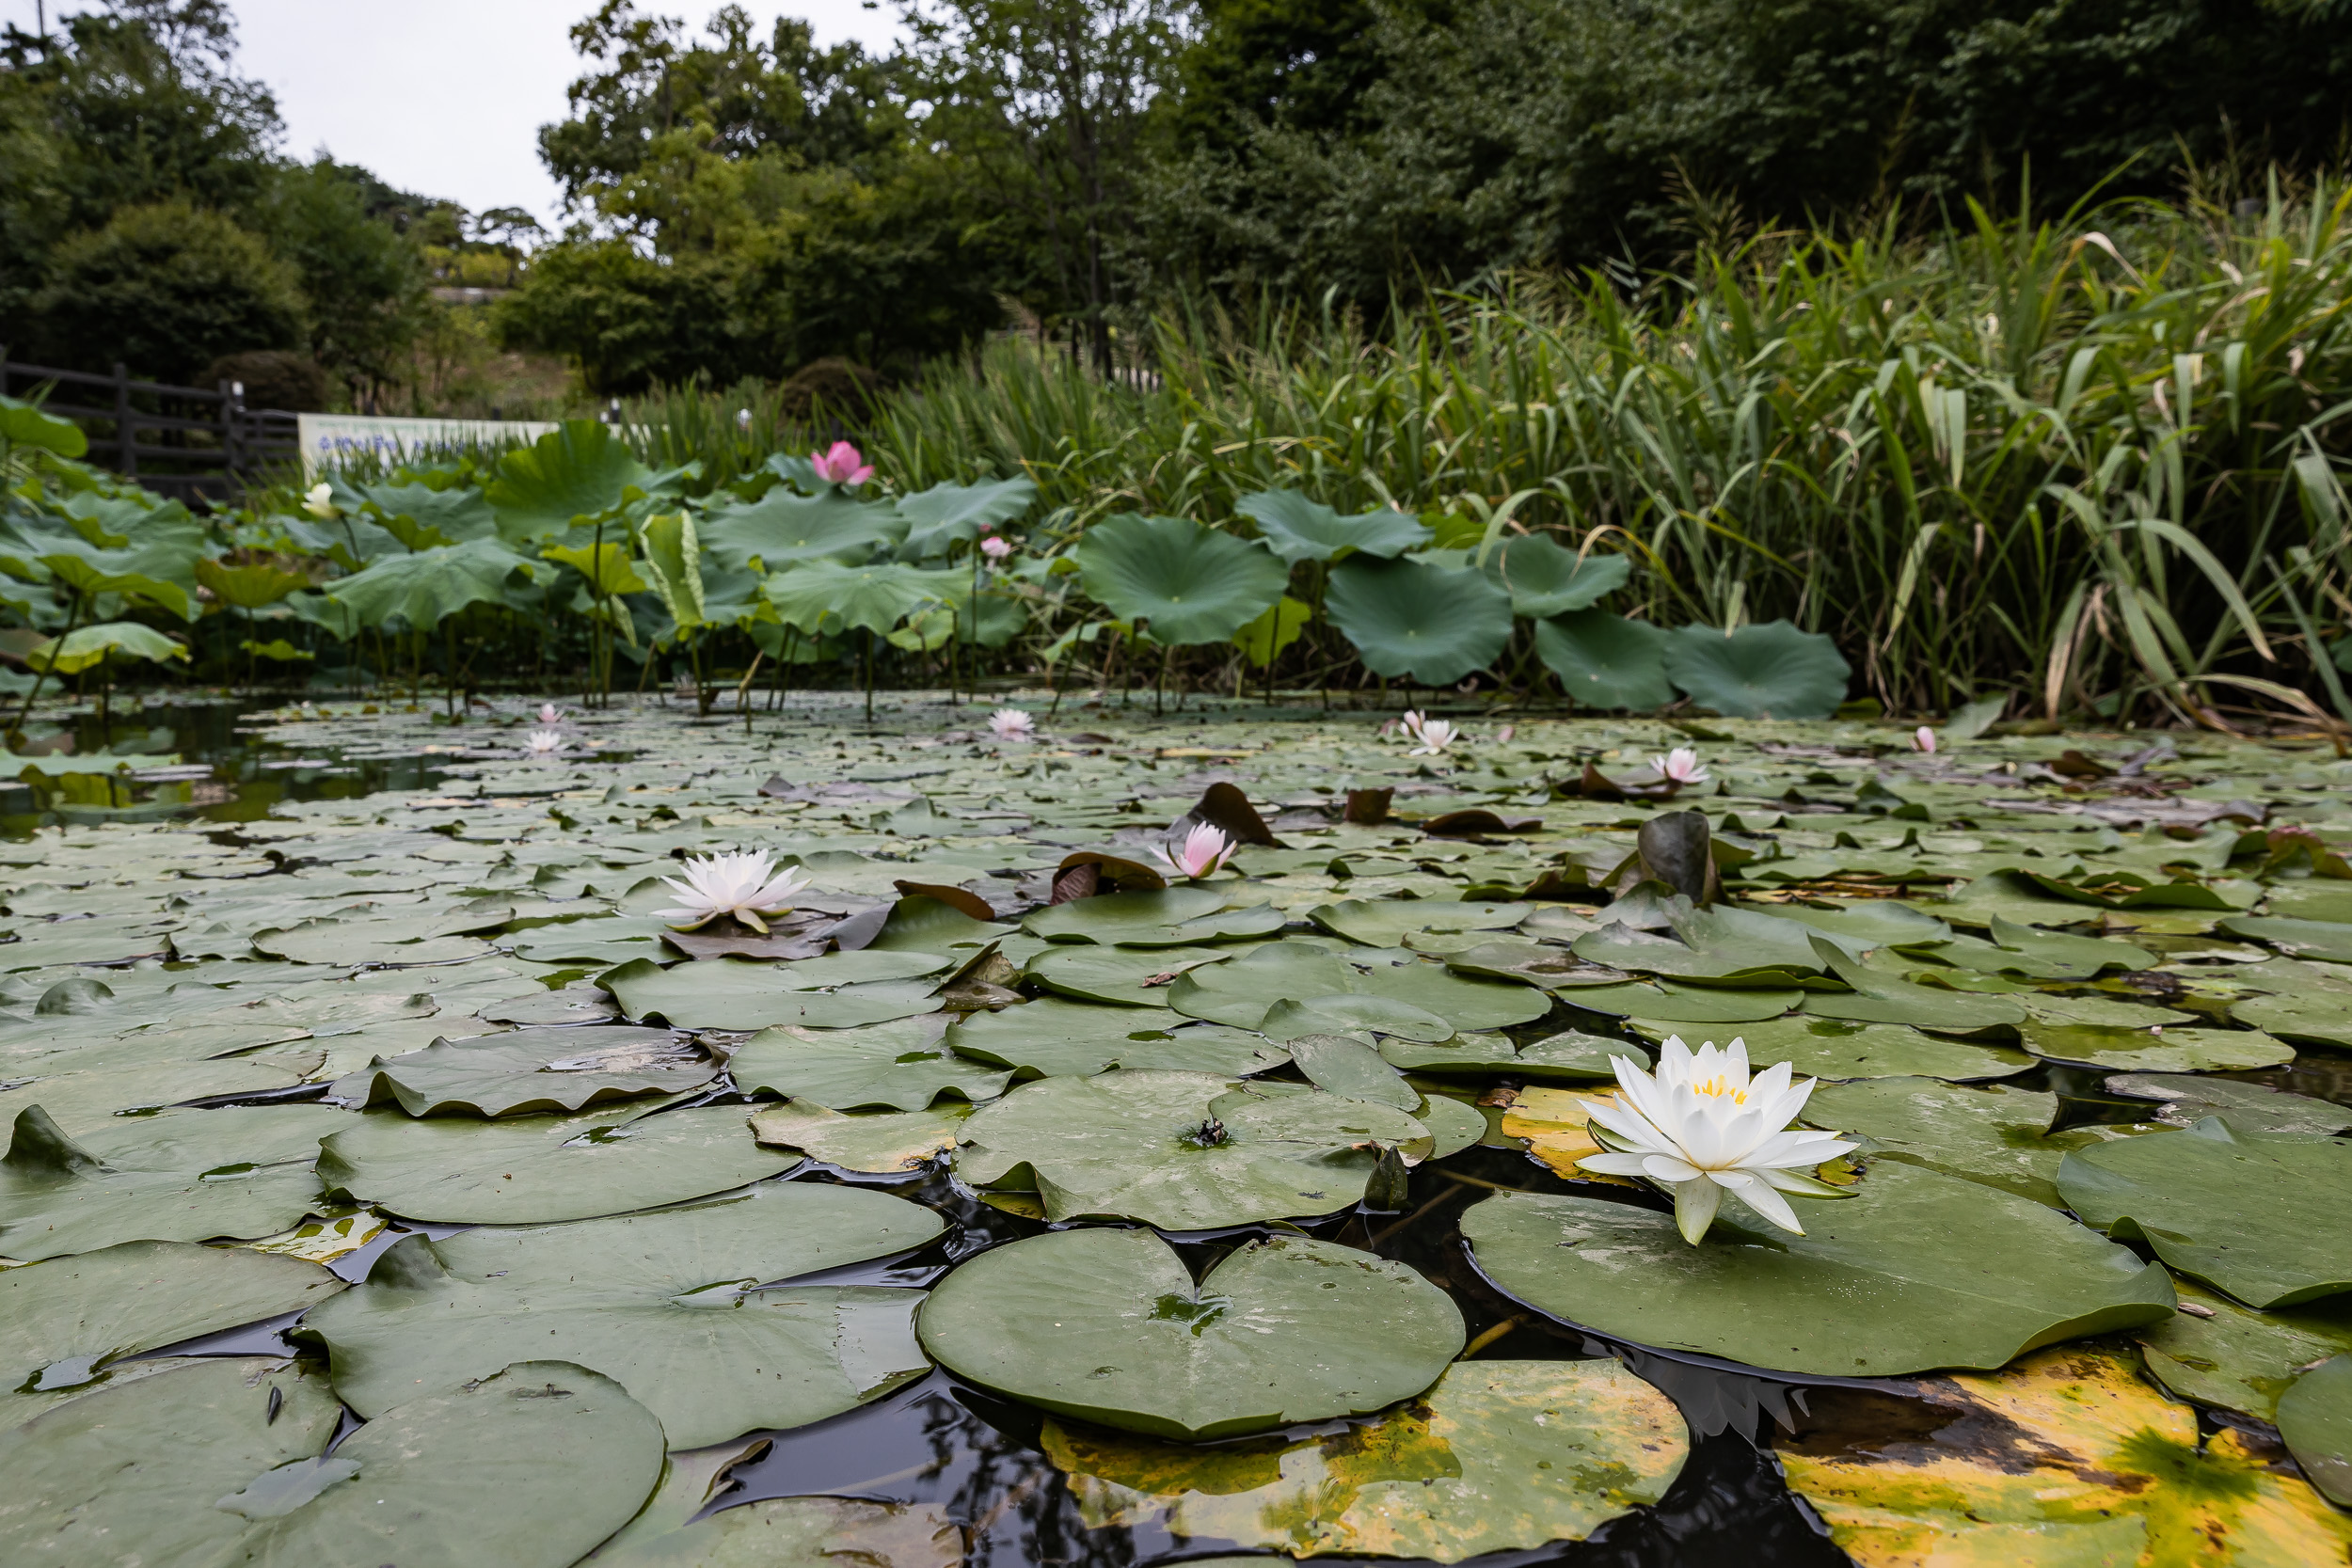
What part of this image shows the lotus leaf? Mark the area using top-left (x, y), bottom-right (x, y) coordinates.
top-left (1663, 620), bottom-right (1850, 720)
top-left (1042, 1357), bottom-right (1685, 1561)
top-left (1024, 886), bottom-right (1283, 947)
top-left (316, 1103), bottom-right (801, 1224)
top-left (1776, 1348), bottom-right (2352, 1565)
top-left (320, 537), bottom-right (540, 632)
top-left (1534, 610), bottom-right (1675, 710)
top-left (0, 392), bottom-right (88, 457)
top-left (1482, 535), bottom-right (1630, 618)
top-left (896, 475), bottom-right (1039, 558)
top-left (1324, 556), bottom-right (1514, 684)
top-left (2058, 1118), bottom-right (2352, 1307)
top-left (328, 1025), bottom-right (710, 1117)
top-left (952, 1069), bottom-right (1430, 1227)
top-left (916, 1227), bottom-right (1464, 1439)
top-left (2137, 1278), bottom-right (2352, 1421)
top-left (1462, 1162), bottom-right (2174, 1375)
top-left (730, 1019), bottom-right (1013, 1111)
top-left (487, 420), bottom-right (658, 537)
top-left (701, 488), bottom-right (906, 573)
top-left (25, 620), bottom-right (187, 674)
top-left (600, 956), bottom-right (942, 1030)
top-left (945, 998), bottom-right (1287, 1077)
top-left (762, 561), bottom-right (961, 638)
top-left (1232, 490), bottom-right (1433, 563)
top-left (2279, 1354), bottom-right (2352, 1507)
top-left (1071, 514), bottom-right (1288, 645)
top-left (305, 1181), bottom-right (939, 1446)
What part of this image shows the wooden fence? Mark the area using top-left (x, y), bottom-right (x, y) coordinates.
top-left (0, 355), bottom-right (301, 507)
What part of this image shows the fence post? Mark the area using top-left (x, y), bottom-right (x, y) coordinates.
top-left (113, 361), bottom-right (135, 479)
top-left (219, 378), bottom-right (240, 479)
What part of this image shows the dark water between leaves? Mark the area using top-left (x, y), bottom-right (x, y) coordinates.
top-left (25, 699), bottom-right (2348, 1565)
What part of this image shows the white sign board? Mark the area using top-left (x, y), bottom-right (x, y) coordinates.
top-left (297, 414), bottom-right (562, 478)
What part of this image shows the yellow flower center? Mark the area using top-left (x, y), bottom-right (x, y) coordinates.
top-left (1692, 1074), bottom-right (1748, 1103)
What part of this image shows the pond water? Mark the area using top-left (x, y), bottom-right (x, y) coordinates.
top-left (1, 690), bottom-right (2347, 1566)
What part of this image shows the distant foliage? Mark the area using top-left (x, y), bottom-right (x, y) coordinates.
top-left (30, 201), bottom-right (308, 384)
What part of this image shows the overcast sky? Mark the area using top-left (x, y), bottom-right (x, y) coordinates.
top-left (6, 0), bottom-right (905, 225)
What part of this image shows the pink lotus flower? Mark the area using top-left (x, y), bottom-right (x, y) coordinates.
top-left (1497, 724), bottom-right (1516, 743)
top-left (980, 535), bottom-right (1013, 561)
top-left (1651, 747), bottom-right (1708, 784)
top-left (1152, 823), bottom-right (1237, 880)
top-left (811, 441), bottom-right (874, 487)
top-left (1399, 710), bottom-right (1460, 755)
top-left (536, 703), bottom-right (564, 725)
top-left (1914, 726), bottom-right (1937, 753)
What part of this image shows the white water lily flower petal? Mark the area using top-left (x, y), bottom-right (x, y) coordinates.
top-left (1651, 747), bottom-right (1709, 784)
top-left (654, 849), bottom-right (812, 933)
top-left (1150, 823), bottom-right (1236, 880)
top-left (1574, 1033), bottom-right (1852, 1243)
top-left (522, 729), bottom-right (565, 757)
top-left (988, 707), bottom-right (1035, 741)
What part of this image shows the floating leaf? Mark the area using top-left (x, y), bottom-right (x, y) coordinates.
top-left (600, 956), bottom-right (942, 1031)
top-left (327, 1026), bottom-right (711, 1117)
top-left (2137, 1278), bottom-right (2352, 1421)
top-left (946, 998), bottom-right (1286, 1078)
top-left (2106, 1073), bottom-right (2352, 1137)
top-left (1309, 898), bottom-right (1530, 948)
top-left (730, 1019), bottom-right (1013, 1111)
top-left (747, 1100), bottom-right (974, 1174)
top-left (584, 1437), bottom-right (961, 1567)
top-left (1810, 1076), bottom-right (2154, 1207)
top-left (1024, 886), bottom-right (1282, 948)
top-left (916, 1227), bottom-right (1463, 1439)
top-left (1633, 1016), bottom-right (2033, 1081)
top-left (2279, 1354), bottom-right (2352, 1508)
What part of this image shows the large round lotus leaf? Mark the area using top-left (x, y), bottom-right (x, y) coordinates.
top-left (306, 1181), bottom-right (939, 1447)
top-left (601, 957), bottom-right (942, 1031)
top-left (0, 1103), bottom-right (353, 1261)
top-left (1168, 943), bottom-right (1546, 1032)
top-left (952, 1069), bottom-right (1429, 1228)
top-left (1025, 945), bottom-right (1228, 1006)
top-left (917, 1227), bottom-right (1464, 1439)
top-left (1324, 556), bottom-right (1514, 685)
top-left (2219, 914), bottom-right (2352, 962)
top-left (1260, 993), bottom-right (1454, 1042)
top-left (1634, 1016), bottom-right (2033, 1081)
top-left (1041, 1356), bottom-right (1685, 1561)
top-left (1571, 982), bottom-right (1802, 1022)
top-left (2, 1241), bottom-right (342, 1407)
top-left (1776, 1348), bottom-right (2352, 1566)
top-left (1071, 514), bottom-right (1288, 646)
top-left (1025, 886), bottom-right (1283, 947)
top-left (2107, 1073), bottom-right (2352, 1137)
top-left (2137, 1278), bottom-right (2352, 1421)
top-left (2058, 1118), bottom-right (2352, 1307)
top-left (946, 999), bottom-right (1287, 1078)
top-left (2023, 1022), bottom-right (2294, 1071)
top-left (0, 1057), bottom-right (310, 1134)
top-left (1663, 620), bottom-right (1850, 721)
top-left (1482, 535), bottom-right (1631, 619)
top-left (730, 1020), bottom-right (1012, 1111)
top-left (2232, 989), bottom-right (2352, 1049)
top-left (328, 1025), bottom-right (710, 1117)
top-left (2280, 1354), bottom-right (2352, 1507)
top-left (1809, 1076), bottom-right (2157, 1208)
top-left (0, 1357), bottom-right (344, 1564)
top-left (748, 1100), bottom-right (974, 1175)
top-left (1307, 898), bottom-right (1530, 947)
top-left (1533, 610), bottom-right (1675, 710)
top-left (1462, 1162), bottom-right (2175, 1376)
top-left (317, 1104), bottom-right (802, 1224)
top-left (582, 1435), bottom-right (961, 1568)
top-left (1232, 489), bottom-right (1433, 564)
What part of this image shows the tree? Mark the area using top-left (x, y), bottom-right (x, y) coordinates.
top-left (256, 159), bottom-right (430, 398)
top-left (30, 199), bottom-right (307, 382)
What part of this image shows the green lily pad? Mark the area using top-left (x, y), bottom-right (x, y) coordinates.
top-left (1260, 993), bottom-right (1455, 1042)
top-left (1632, 1016), bottom-right (2034, 1081)
top-left (1533, 610), bottom-right (1675, 711)
top-left (1041, 1356), bottom-right (1686, 1562)
top-left (1376, 1031), bottom-right (1527, 1073)
top-left (1462, 1161), bottom-right (2175, 1375)
top-left (0, 1057), bottom-right (313, 1135)
top-left (2058, 1118), bottom-right (2352, 1307)
top-left (305, 1181), bottom-right (939, 1447)
top-left (1025, 945), bottom-right (1229, 1006)
top-left (945, 999), bottom-right (1287, 1077)
top-left (2, 1241), bottom-right (342, 1408)
top-left (2021, 1023), bottom-right (2293, 1071)
top-left (1663, 620), bottom-right (1850, 720)
top-left (1284, 1033), bottom-right (1421, 1110)
top-left (1325, 556), bottom-right (1515, 685)
top-left (252, 917), bottom-right (492, 966)
top-left (1809, 1076), bottom-right (2155, 1208)
top-left (582, 1437), bottom-right (961, 1567)
top-left (317, 1104), bottom-right (802, 1224)
top-left (1025, 887), bottom-right (1285, 947)
top-left (601, 957), bottom-right (942, 1031)
top-left (730, 1019), bottom-right (1013, 1111)
top-left (916, 1227), bottom-right (1463, 1439)
top-left (1801, 940), bottom-right (2026, 1030)
top-left (328, 1026), bottom-right (711, 1117)
top-left (2233, 989), bottom-right (2352, 1049)
top-left (2137, 1278), bottom-right (2352, 1421)
top-left (1308, 899), bottom-right (1531, 948)
top-left (1166, 943), bottom-right (1546, 1032)
top-left (2219, 915), bottom-right (2352, 962)
top-left (952, 1069), bottom-right (1430, 1228)
top-left (1511, 1030), bottom-right (1645, 1078)
top-left (0, 1103), bottom-right (353, 1261)
top-left (2106, 1074), bottom-right (2352, 1137)
top-left (2279, 1354), bottom-right (2352, 1507)
top-left (507, 914), bottom-right (672, 966)
top-left (747, 1100), bottom-right (974, 1174)
top-left (1569, 982), bottom-right (1802, 1022)
top-left (1570, 919), bottom-right (1820, 986)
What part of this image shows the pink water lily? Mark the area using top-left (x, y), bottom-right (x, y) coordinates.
top-left (1400, 710), bottom-right (1460, 755)
top-left (536, 702), bottom-right (565, 725)
top-left (811, 441), bottom-right (874, 487)
top-left (980, 535), bottom-right (1013, 561)
top-left (1914, 725), bottom-right (1938, 753)
top-left (1651, 747), bottom-right (1708, 784)
top-left (1152, 823), bottom-right (1237, 880)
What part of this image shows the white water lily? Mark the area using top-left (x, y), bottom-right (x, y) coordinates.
top-left (1577, 1036), bottom-right (1857, 1244)
top-left (302, 483), bottom-right (337, 520)
top-left (989, 707), bottom-right (1035, 741)
top-left (655, 849), bottom-right (812, 932)
top-left (1400, 710), bottom-right (1460, 755)
top-left (1152, 823), bottom-right (1237, 880)
top-left (522, 729), bottom-right (565, 757)
top-left (1651, 747), bottom-right (1708, 784)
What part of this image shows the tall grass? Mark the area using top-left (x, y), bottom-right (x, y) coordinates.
top-left (850, 182), bottom-right (2352, 721)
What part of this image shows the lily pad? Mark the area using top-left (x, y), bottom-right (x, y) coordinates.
top-left (2232, 989), bottom-right (2352, 1049)
top-left (583, 1437), bottom-right (961, 1567)
top-left (1809, 1077), bottom-right (2154, 1207)
top-left (2020, 1022), bottom-right (2294, 1071)
top-left (2058, 1118), bottom-right (2352, 1307)
top-left (1025, 886), bottom-right (1284, 947)
top-left (601, 957), bottom-right (942, 1031)
top-left (2279, 1354), bottom-right (2352, 1508)
top-left (0, 1057), bottom-right (313, 1134)
top-left (327, 1025), bottom-right (710, 1117)
top-left (1285, 1033), bottom-right (1421, 1110)
top-left (2106, 1073), bottom-right (2352, 1137)
top-left (252, 916), bottom-right (493, 967)
top-left (915, 1227), bottom-right (1464, 1439)
top-left (1260, 992), bottom-right (1456, 1042)
top-left (1512, 1030), bottom-right (1645, 1079)
top-left (304, 1181), bottom-right (940, 1446)
top-left (1776, 1347), bottom-right (2352, 1565)
top-left (1042, 1356), bottom-right (1685, 1561)
top-left (1167, 943), bottom-right (1547, 1032)
top-left (2137, 1278), bottom-right (2352, 1421)
top-left (1801, 940), bottom-right (2026, 1030)
top-left (1570, 982), bottom-right (1802, 1022)
top-left (1025, 944), bottom-right (1229, 1006)
top-left (730, 1019), bottom-right (1013, 1111)
top-left (2, 1241), bottom-right (342, 1407)
top-left (747, 1100), bottom-right (975, 1174)
top-left (1308, 898), bottom-right (1530, 948)
top-left (2220, 914), bottom-right (2352, 962)
top-left (317, 1104), bottom-right (802, 1224)
top-left (1462, 1161), bottom-right (2175, 1375)
top-left (1639, 1016), bottom-right (2033, 1081)
top-left (952, 1069), bottom-right (1430, 1228)
top-left (945, 999), bottom-right (1288, 1077)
